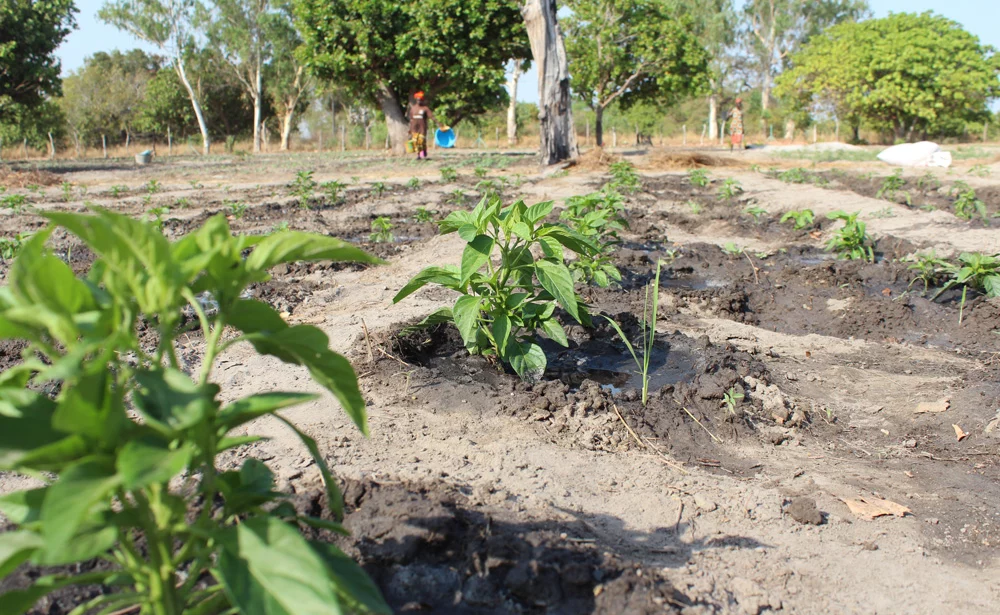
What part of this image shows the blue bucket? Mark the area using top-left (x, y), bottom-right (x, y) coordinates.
top-left (435, 128), bottom-right (456, 148)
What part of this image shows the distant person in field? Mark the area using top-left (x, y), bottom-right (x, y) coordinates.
top-left (728, 98), bottom-right (744, 152)
top-left (408, 91), bottom-right (436, 160)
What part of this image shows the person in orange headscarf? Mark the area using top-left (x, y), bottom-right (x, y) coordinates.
top-left (408, 91), bottom-right (436, 159)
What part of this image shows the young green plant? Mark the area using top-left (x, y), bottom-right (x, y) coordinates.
top-left (780, 209), bottom-right (814, 230)
top-left (560, 190), bottom-right (628, 287)
top-left (825, 211), bottom-right (874, 262)
top-left (369, 216), bottom-right (395, 242)
top-left (0, 209), bottom-right (388, 615)
top-left (602, 260), bottom-right (662, 406)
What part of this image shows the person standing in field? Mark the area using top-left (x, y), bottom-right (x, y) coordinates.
top-left (408, 91), bottom-right (436, 160)
top-left (728, 97), bottom-right (744, 152)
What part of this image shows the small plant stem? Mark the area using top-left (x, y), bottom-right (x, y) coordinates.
top-left (682, 407), bottom-right (722, 443)
top-left (959, 286), bottom-right (967, 325)
top-left (743, 251), bottom-right (760, 284)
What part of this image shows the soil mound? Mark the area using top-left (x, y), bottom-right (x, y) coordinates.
top-left (644, 151), bottom-right (746, 170)
top-left (0, 167), bottom-right (61, 189)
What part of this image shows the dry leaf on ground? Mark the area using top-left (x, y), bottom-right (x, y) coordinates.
top-left (913, 399), bottom-right (950, 414)
top-left (953, 424), bottom-right (968, 441)
top-left (841, 496), bottom-right (911, 520)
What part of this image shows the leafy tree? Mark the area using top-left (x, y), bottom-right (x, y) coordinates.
top-left (135, 67), bottom-right (196, 138)
top-left (741, 0), bottom-right (869, 115)
top-left (203, 0), bottom-right (273, 153)
top-left (0, 100), bottom-right (65, 152)
top-left (777, 12), bottom-right (1000, 141)
top-left (565, 0), bottom-right (710, 147)
top-left (0, 0), bottom-right (76, 120)
top-left (266, 0), bottom-right (311, 150)
top-left (294, 0), bottom-right (529, 153)
top-left (687, 0), bottom-right (738, 140)
top-left (100, 0), bottom-right (212, 154)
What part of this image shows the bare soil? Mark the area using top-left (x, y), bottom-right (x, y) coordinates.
top-left (1, 149), bottom-right (998, 614)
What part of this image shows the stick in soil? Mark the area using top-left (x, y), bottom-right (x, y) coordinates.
top-left (743, 250), bottom-right (760, 284)
top-left (361, 318), bottom-right (374, 363)
top-left (613, 404), bottom-right (646, 448)
top-left (682, 407), bottom-right (722, 443)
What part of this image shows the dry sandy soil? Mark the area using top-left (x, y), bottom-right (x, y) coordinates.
top-left (1, 146), bottom-right (998, 614)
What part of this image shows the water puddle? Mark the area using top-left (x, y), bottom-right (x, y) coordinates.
top-left (546, 338), bottom-right (700, 394)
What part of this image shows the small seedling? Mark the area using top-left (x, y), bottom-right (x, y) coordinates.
top-left (915, 173), bottom-right (940, 192)
top-left (407, 177), bottom-right (421, 189)
top-left (147, 205), bottom-right (170, 230)
top-left (717, 178), bottom-right (743, 201)
top-left (474, 165), bottom-right (489, 179)
top-left (440, 166), bottom-right (459, 182)
top-left (369, 216), bottom-right (395, 242)
top-left (61, 181), bottom-right (74, 202)
top-left (869, 206), bottom-right (896, 219)
top-left (476, 179), bottom-right (502, 198)
top-left (662, 249), bottom-right (679, 265)
top-left (722, 242), bottom-right (743, 256)
top-left (686, 200), bottom-right (703, 215)
top-left (603, 260), bottom-right (662, 406)
top-left (0, 233), bottom-right (28, 260)
top-left (273, 220), bottom-right (290, 233)
top-left (321, 180), bottom-right (347, 204)
top-left (968, 164), bottom-right (991, 178)
top-left (370, 181), bottom-right (388, 197)
top-left (608, 161), bottom-right (641, 194)
top-left (145, 178), bottom-right (162, 194)
top-left (778, 167), bottom-right (809, 184)
top-left (189, 179), bottom-right (202, 189)
top-left (906, 250), bottom-right (951, 293)
top-left (0, 193), bottom-right (29, 213)
top-left (447, 189), bottom-right (467, 205)
top-left (687, 168), bottom-right (710, 187)
top-left (953, 187), bottom-right (987, 221)
top-left (227, 200), bottom-right (249, 219)
top-left (825, 210), bottom-right (874, 262)
top-left (932, 253), bottom-right (1000, 323)
top-left (173, 197), bottom-right (191, 209)
top-left (291, 170), bottom-right (317, 203)
top-left (414, 207), bottom-right (436, 223)
top-left (561, 190), bottom-right (628, 287)
top-left (876, 169), bottom-right (909, 204)
top-left (110, 184), bottom-right (128, 198)
top-left (722, 386), bottom-right (744, 416)
top-left (744, 205), bottom-right (767, 222)
top-left (780, 209), bottom-right (814, 230)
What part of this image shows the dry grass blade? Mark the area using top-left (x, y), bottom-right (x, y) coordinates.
top-left (682, 407), bottom-right (722, 443)
top-left (613, 404), bottom-right (645, 448)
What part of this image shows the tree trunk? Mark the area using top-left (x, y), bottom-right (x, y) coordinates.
top-left (175, 59), bottom-right (210, 155)
top-left (252, 67), bottom-right (263, 154)
top-left (376, 81), bottom-right (408, 155)
top-left (783, 118), bottom-right (795, 141)
top-left (280, 107), bottom-right (294, 151)
top-left (522, 0), bottom-right (577, 165)
top-left (708, 93), bottom-right (718, 140)
top-left (761, 69), bottom-right (772, 112)
top-left (595, 105), bottom-right (604, 147)
top-left (507, 62), bottom-right (521, 144)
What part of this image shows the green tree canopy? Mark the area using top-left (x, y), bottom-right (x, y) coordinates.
top-left (0, 0), bottom-right (77, 120)
top-left (777, 11), bottom-right (1000, 141)
top-left (564, 0), bottom-right (710, 146)
top-left (294, 0), bottom-right (530, 153)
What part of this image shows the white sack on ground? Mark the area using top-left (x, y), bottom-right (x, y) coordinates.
top-left (877, 141), bottom-right (952, 167)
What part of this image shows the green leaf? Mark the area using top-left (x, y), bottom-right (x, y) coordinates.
top-left (117, 439), bottom-right (194, 490)
top-left (392, 266), bottom-right (461, 303)
top-left (507, 341), bottom-right (547, 382)
top-left (0, 531), bottom-right (43, 578)
top-left (400, 307), bottom-right (454, 335)
top-left (310, 541), bottom-right (392, 614)
top-left (218, 435), bottom-right (268, 452)
top-left (510, 221), bottom-right (533, 241)
top-left (540, 319), bottom-right (568, 347)
top-left (216, 516), bottom-right (347, 615)
top-left (0, 389), bottom-right (88, 471)
top-left (534, 259), bottom-right (580, 321)
top-left (0, 488), bottom-right (47, 525)
top-left (439, 210), bottom-right (476, 234)
top-left (452, 296), bottom-right (482, 348)
top-left (236, 326), bottom-right (367, 435)
top-left (457, 224), bottom-right (479, 242)
top-left (219, 459), bottom-right (279, 516)
top-left (460, 235), bottom-right (494, 283)
top-left (492, 313), bottom-right (511, 351)
top-left (218, 392), bottom-right (319, 432)
top-left (246, 232), bottom-right (383, 273)
top-left (524, 201), bottom-right (554, 224)
top-left (228, 299), bottom-right (288, 334)
top-left (538, 236), bottom-right (564, 261)
top-left (40, 458), bottom-right (120, 558)
top-left (133, 368), bottom-right (219, 435)
top-left (538, 225), bottom-right (597, 256)
top-left (272, 415), bottom-right (345, 521)
top-left (0, 573), bottom-right (111, 615)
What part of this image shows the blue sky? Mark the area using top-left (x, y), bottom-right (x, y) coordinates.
top-left (59, 0), bottom-right (1000, 104)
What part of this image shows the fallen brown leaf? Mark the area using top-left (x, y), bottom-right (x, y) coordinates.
top-left (953, 424), bottom-right (968, 442)
top-left (809, 231), bottom-right (823, 240)
top-left (913, 399), bottom-right (950, 414)
top-left (841, 496), bottom-right (911, 520)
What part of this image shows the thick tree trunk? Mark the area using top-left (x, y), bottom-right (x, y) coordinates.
top-left (784, 118), bottom-right (795, 141)
top-left (507, 62), bottom-right (521, 145)
top-left (708, 93), bottom-right (718, 140)
top-left (376, 81), bottom-right (409, 155)
top-left (523, 0), bottom-right (577, 165)
top-left (280, 108), bottom-right (294, 151)
top-left (595, 105), bottom-right (604, 147)
top-left (175, 59), bottom-right (210, 155)
top-left (761, 69), bottom-right (772, 112)
top-left (252, 68), bottom-right (263, 153)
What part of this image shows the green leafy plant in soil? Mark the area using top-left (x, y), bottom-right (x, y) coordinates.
top-left (476, 179), bottom-right (503, 199)
top-left (414, 207), bottom-right (436, 224)
top-left (932, 253), bottom-right (1000, 324)
top-left (876, 169), bottom-right (910, 204)
top-left (60, 181), bottom-right (73, 202)
top-left (291, 170), bottom-right (317, 204)
top-left (147, 205), bottom-right (171, 231)
top-left (0, 233), bottom-right (28, 261)
top-left (1, 194), bottom-right (29, 213)
top-left (722, 386), bottom-right (744, 416)
top-left (0, 209), bottom-right (388, 615)
top-left (474, 166), bottom-right (489, 179)
top-left (145, 179), bottom-right (162, 195)
top-left (440, 166), bottom-right (459, 182)
top-left (717, 178), bottom-right (743, 201)
top-left (607, 161), bottom-right (640, 194)
top-left (777, 167), bottom-right (809, 184)
top-left (744, 205), bottom-right (767, 223)
top-left (968, 164), bottom-right (991, 178)
top-left (172, 197), bottom-right (191, 209)
top-left (953, 187), bottom-right (987, 221)
top-left (407, 177), bottom-right (421, 189)
top-left (447, 189), bottom-right (467, 206)
top-left (603, 260), bottom-right (661, 406)
top-left (369, 216), bottom-right (395, 243)
top-left (394, 196), bottom-right (595, 381)
top-left (915, 172), bottom-right (940, 192)
top-left (686, 168), bottom-right (710, 188)
top-left (721, 242), bottom-right (743, 257)
top-left (110, 185), bottom-right (129, 198)
top-left (906, 250), bottom-right (951, 293)
top-left (321, 180), bottom-right (347, 204)
top-left (780, 209), bottom-right (814, 230)
top-left (561, 190), bottom-right (628, 287)
top-left (370, 181), bottom-right (388, 198)
top-left (825, 211), bottom-right (874, 262)
top-left (686, 200), bottom-right (703, 215)
top-left (226, 201), bottom-right (249, 220)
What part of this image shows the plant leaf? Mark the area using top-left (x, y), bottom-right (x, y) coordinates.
top-left (310, 541), bottom-right (392, 614)
top-left (40, 458), bottom-right (120, 559)
top-left (0, 530), bottom-right (43, 578)
top-left (492, 313), bottom-right (511, 351)
top-left (524, 201), bottom-right (554, 224)
top-left (507, 341), bottom-right (546, 382)
top-left (540, 319), bottom-right (568, 347)
top-left (452, 296), bottom-right (482, 348)
top-left (392, 266), bottom-right (460, 303)
top-left (133, 368), bottom-right (219, 435)
top-left (218, 392), bottom-right (319, 432)
top-left (117, 439), bottom-right (194, 490)
top-left (246, 232), bottom-right (383, 273)
top-left (460, 235), bottom-right (494, 283)
top-left (534, 259), bottom-right (580, 321)
top-left (271, 415), bottom-right (345, 521)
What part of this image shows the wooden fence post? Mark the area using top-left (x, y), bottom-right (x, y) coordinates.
top-left (168, 128), bottom-right (172, 156)
top-left (23, 138), bottom-right (28, 160)
top-left (341, 125), bottom-right (346, 152)
top-left (102, 135), bottom-right (107, 159)
top-left (683, 125), bottom-right (687, 146)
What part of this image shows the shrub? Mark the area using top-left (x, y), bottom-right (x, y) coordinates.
top-left (561, 190), bottom-right (628, 287)
top-left (825, 211), bottom-right (874, 261)
top-left (780, 209), bottom-right (814, 230)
